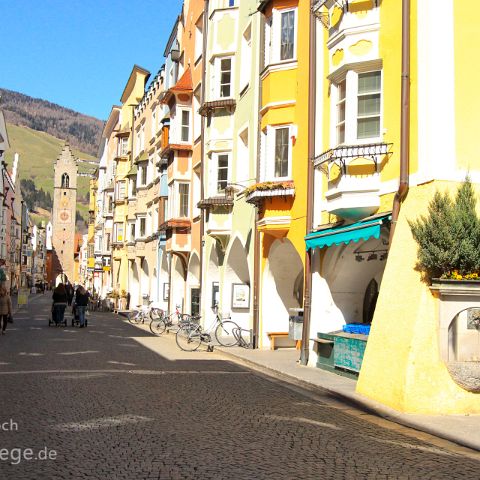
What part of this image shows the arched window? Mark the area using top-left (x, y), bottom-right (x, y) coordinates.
top-left (61, 173), bottom-right (69, 189)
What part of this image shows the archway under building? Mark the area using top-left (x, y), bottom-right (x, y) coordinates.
top-left (224, 237), bottom-right (250, 330)
top-left (129, 260), bottom-right (140, 307)
top-left (261, 238), bottom-right (304, 348)
top-left (159, 250), bottom-right (169, 310)
top-left (170, 255), bottom-right (186, 313)
top-left (313, 232), bottom-right (389, 331)
top-left (140, 258), bottom-right (150, 304)
top-left (205, 245), bottom-right (221, 325)
top-left (187, 252), bottom-right (200, 315)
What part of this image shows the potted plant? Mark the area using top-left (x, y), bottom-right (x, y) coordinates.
top-left (109, 289), bottom-right (120, 310)
top-left (410, 178), bottom-right (480, 392)
top-left (409, 177), bottom-right (480, 284)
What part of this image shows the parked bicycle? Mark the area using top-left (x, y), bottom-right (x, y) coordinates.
top-left (128, 301), bottom-right (156, 325)
top-left (175, 305), bottom-right (240, 351)
top-left (149, 304), bottom-right (191, 336)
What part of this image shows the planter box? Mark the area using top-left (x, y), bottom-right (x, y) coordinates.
top-left (430, 278), bottom-right (480, 296)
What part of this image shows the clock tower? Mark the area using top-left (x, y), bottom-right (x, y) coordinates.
top-left (52, 143), bottom-right (78, 283)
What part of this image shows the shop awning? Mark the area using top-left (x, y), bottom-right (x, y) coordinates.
top-left (305, 213), bottom-right (391, 250)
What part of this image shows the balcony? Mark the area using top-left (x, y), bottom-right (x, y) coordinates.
top-left (314, 143), bottom-right (391, 221)
top-left (199, 99), bottom-right (236, 117)
top-left (245, 181), bottom-right (295, 206)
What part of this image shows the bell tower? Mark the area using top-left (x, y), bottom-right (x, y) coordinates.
top-left (52, 143), bottom-right (78, 283)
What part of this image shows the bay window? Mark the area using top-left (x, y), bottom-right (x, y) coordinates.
top-left (114, 223), bottom-right (124, 243)
top-left (220, 58), bottom-right (232, 98)
top-left (179, 183), bottom-right (189, 218)
top-left (260, 125), bottom-right (293, 181)
top-left (280, 10), bottom-right (295, 61)
top-left (274, 127), bottom-right (290, 178)
top-left (180, 109), bottom-right (191, 143)
top-left (118, 137), bottom-right (128, 156)
top-left (265, 8), bottom-right (297, 66)
top-left (216, 153), bottom-right (230, 194)
top-left (115, 181), bottom-right (126, 201)
top-left (333, 69), bottom-right (382, 145)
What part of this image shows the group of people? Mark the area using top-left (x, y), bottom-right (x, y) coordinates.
top-left (52, 282), bottom-right (90, 327)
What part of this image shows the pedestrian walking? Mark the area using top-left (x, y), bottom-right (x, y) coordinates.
top-left (0, 286), bottom-right (13, 335)
top-left (74, 285), bottom-right (89, 328)
top-left (52, 283), bottom-right (68, 325)
top-left (65, 282), bottom-right (74, 306)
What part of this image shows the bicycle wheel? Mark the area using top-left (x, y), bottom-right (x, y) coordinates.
top-left (128, 310), bottom-right (141, 324)
top-left (215, 320), bottom-right (241, 347)
top-left (149, 318), bottom-right (166, 336)
top-left (176, 325), bottom-right (202, 351)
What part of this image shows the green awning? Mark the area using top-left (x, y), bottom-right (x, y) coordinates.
top-left (305, 214), bottom-right (391, 250)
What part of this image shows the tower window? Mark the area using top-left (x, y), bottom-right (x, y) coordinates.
top-left (61, 173), bottom-right (70, 188)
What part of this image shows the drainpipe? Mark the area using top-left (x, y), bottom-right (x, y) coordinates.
top-left (389, 0), bottom-right (410, 246)
top-left (300, 2), bottom-right (316, 366)
top-left (199, 0), bottom-right (209, 318)
top-left (252, 12), bottom-right (266, 349)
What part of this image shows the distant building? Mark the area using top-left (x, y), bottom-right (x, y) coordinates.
top-left (51, 143), bottom-right (78, 284)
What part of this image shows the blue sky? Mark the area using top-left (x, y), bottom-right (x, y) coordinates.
top-left (0, 0), bottom-right (183, 120)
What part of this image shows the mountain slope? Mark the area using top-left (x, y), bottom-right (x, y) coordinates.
top-left (4, 123), bottom-right (95, 225)
top-left (0, 88), bottom-right (103, 156)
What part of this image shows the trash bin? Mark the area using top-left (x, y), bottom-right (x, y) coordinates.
top-left (288, 308), bottom-right (304, 340)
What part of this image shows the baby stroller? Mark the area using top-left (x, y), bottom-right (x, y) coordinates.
top-left (48, 303), bottom-right (67, 327)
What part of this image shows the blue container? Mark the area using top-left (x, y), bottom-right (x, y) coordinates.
top-left (342, 323), bottom-right (371, 335)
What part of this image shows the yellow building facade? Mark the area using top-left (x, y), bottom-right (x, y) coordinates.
top-left (111, 66), bottom-right (150, 298)
top-left (248, 0), bottom-right (310, 348)
top-left (306, 0), bottom-right (479, 414)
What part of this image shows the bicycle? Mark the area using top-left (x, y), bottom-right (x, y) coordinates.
top-left (149, 304), bottom-right (191, 336)
top-left (128, 302), bottom-right (154, 325)
top-left (175, 305), bottom-right (240, 351)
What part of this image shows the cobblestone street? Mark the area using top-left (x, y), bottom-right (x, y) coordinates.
top-left (0, 295), bottom-right (479, 479)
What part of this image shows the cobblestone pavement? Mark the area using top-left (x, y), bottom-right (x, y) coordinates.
top-left (0, 295), bottom-right (479, 479)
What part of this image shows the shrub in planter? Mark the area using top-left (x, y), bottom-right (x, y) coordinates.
top-left (409, 177), bottom-right (480, 281)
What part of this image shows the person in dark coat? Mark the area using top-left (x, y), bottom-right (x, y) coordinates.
top-left (52, 283), bottom-right (68, 325)
top-left (0, 286), bottom-right (13, 334)
top-left (74, 285), bottom-right (89, 328)
top-left (65, 282), bottom-right (74, 306)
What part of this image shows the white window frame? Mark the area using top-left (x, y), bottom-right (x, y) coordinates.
top-left (331, 69), bottom-right (383, 147)
top-left (267, 7), bottom-right (298, 66)
top-left (114, 223), bottom-right (124, 243)
top-left (179, 108), bottom-right (191, 144)
top-left (178, 182), bottom-right (190, 218)
top-left (137, 163), bottom-right (148, 187)
top-left (128, 221), bottom-right (136, 242)
top-left (216, 56), bottom-right (233, 99)
top-left (118, 137), bottom-right (128, 156)
top-left (115, 181), bottom-right (126, 201)
top-left (262, 125), bottom-right (293, 181)
top-left (137, 215), bottom-right (146, 239)
top-left (214, 152), bottom-right (231, 194)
